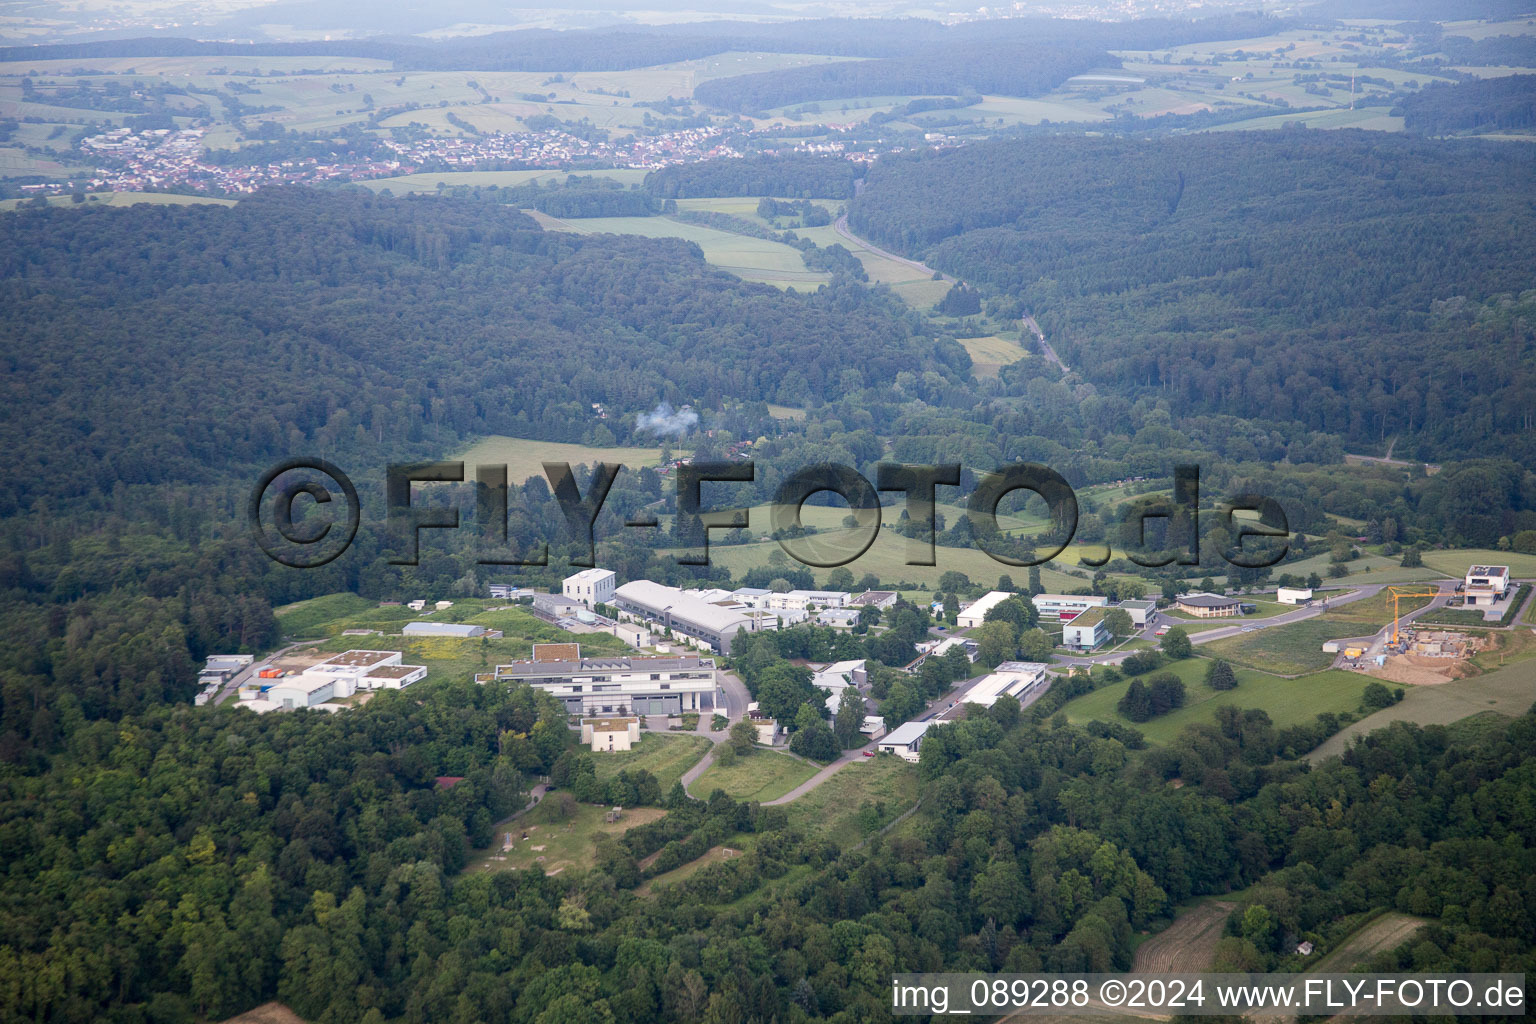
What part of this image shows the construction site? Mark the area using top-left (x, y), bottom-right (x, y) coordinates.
top-left (1367, 627), bottom-right (1487, 686)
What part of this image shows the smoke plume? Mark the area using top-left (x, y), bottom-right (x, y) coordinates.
top-left (636, 401), bottom-right (698, 438)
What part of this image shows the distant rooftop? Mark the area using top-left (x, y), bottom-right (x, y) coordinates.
top-left (1177, 592), bottom-right (1240, 608)
top-left (1068, 607), bottom-right (1107, 627)
top-left (320, 650), bottom-right (398, 669)
top-left (1468, 565), bottom-right (1508, 577)
top-left (583, 716), bottom-right (638, 731)
top-left (532, 643), bottom-right (582, 662)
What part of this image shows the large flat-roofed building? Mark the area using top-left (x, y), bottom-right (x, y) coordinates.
top-left (564, 568), bottom-right (617, 608)
top-left (1276, 587), bottom-right (1314, 605)
top-left (1062, 607), bottom-right (1109, 651)
top-left (1464, 565), bottom-right (1509, 607)
top-left (957, 591), bottom-right (1014, 629)
top-left (484, 643), bottom-right (716, 716)
top-left (402, 621), bottom-right (487, 638)
top-left (1175, 592), bottom-right (1241, 618)
top-left (1032, 593), bottom-right (1109, 621)
top-left (266, 674), bottom-right (336, 709)
top-left (962, 662), bottom-right (1050, 708)
top-left (851, 590), bottom-right (899, 609)
top-left (613, 579), bottom-right (757, 654)
top-left (291, 649), bottom-right (428, 697)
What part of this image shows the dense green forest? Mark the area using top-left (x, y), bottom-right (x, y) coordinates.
top-left (0, 188), bottom-right (952, 515)
top-left (4, 657), bottom-right (1534, 1022)
top-left (848, 131), bottom-right (1536, 464)
top-left (1401, 74), bottom-right (1536, 134)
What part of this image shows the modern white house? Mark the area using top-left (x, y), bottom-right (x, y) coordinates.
top-left (877, 720), bottom-right (934, 762)
top-left (1277, 587), bottom-right (1314, 605)
top-left (1032, 593), bottom-right (1109, 621)
top-left (563, 568), bottom-right (617, 608)
top-left (813, 659), bottom-right (868, 690)
top-left (582, 716), bottom-right (640, 752)
top-left (1464, 565), bottom-right (1509, 607)
top-left (482, 643), bottom-right (716, 716)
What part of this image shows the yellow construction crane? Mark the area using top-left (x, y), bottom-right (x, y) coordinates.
top-left (1389, 586), bottom-right (1441, 645)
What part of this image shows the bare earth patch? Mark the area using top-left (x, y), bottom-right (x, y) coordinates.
top-left (1133, 900), bottom-right (1236, 974)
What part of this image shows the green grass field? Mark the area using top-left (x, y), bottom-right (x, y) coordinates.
top-left (0, 191), bottom-right (235, 211)
top-left (530, 211), bottom-right (832, 289)
top-left (781, 756), bottom-right (919, 848)
top-left (1199, 620), bottom-right (1353, 676)
top-left (273, 592), bottom-right (384, 637)
top-left (1061, 659), bottom-right (1371, 744)
top-left (452, 436), bottom-right (666, 483)
top-left (1422, 548), bottom-right (1536, 579)
top-left (692, 749), bottom-right (819, 803)
top-left (589, 733), bottom-right (711, 791)
top-left (1307, 658), bottom-right (1536, 761)
top-left (957, 334), bottom-right (1029, 377)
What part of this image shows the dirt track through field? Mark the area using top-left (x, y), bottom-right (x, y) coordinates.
top-left (220, 1003), bottom-right (308, 1024)
top-left (1133, 901), bottom-right (1236, 974)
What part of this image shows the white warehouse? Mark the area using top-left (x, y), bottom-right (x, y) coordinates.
top-left (564, 568), bottom-right (617, 608)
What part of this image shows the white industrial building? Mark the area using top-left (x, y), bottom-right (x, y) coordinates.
top-left (264, 650), bottom-right (428, 706)
top-left (614, 579), bottom-right (761, 653)
top-left (961, 662), bottom-right (1050, 708)
top-left (482, 642), bottom-right (716, 715)
top-left (956, 591), bottom-right (1013, 628)
top-left (564, 568), bottom-right (617, 608)
top-left (817, 607), bottom-right (861, 628)
top-left (877, 720), bottom-right (935, 762)
top-left (1032, 593), bottom-right (1109, 621)
top-left (1277, 587), bottom-right (1314, 605)
top-left (851, 590), bottom-right (899, 609)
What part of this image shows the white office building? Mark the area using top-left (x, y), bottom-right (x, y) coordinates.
top-left (483, 643), bottom-right (717, 716)
top-left (766, 590), bottom-right (851, 612)
top-left (1276, 587), bottom-right (1314, 605)
top-left (564, 568), bottom-right (618, 608)
top-left (1032, 593), bottom-right (1109, 621)
top-left (1464, 565), bottom-right (1509, 607)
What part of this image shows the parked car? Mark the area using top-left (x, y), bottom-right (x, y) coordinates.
top-left (862, 750), bottom-right (876, 757)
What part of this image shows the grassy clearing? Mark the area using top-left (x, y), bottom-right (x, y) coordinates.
top-left (1061, 659), bottom-right (1370, 744)
top-left (589, 733), bottom-right (711, 791)
top-left (274, 593), bottom-right (381, 637)
top-left (1308, 658), bottom-right (1536, 761)
top-left (1200, 620), bottom-right (1353, 675)
top-left (452, 436), bottom-right (666, 483)
top-left (957, 334), bottom-right (1028, 377)
top-left (702, 532), bottom-right (1088, 592)
top-left (527, 212), bottom-right (832, 289)
top-left (1, 191), bottom-right (235, 211)
top-left (781, 755), bottom-right (919, 848)
top-left (465, 801), bottom-right (668, 876)
top-left (692, 750), bottom-right (819, 803)
top-left (792, 222), bottom-right (951, 307)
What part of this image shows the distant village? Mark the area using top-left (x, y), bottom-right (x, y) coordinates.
top-left (34, 121), bottom-right (873, 197)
